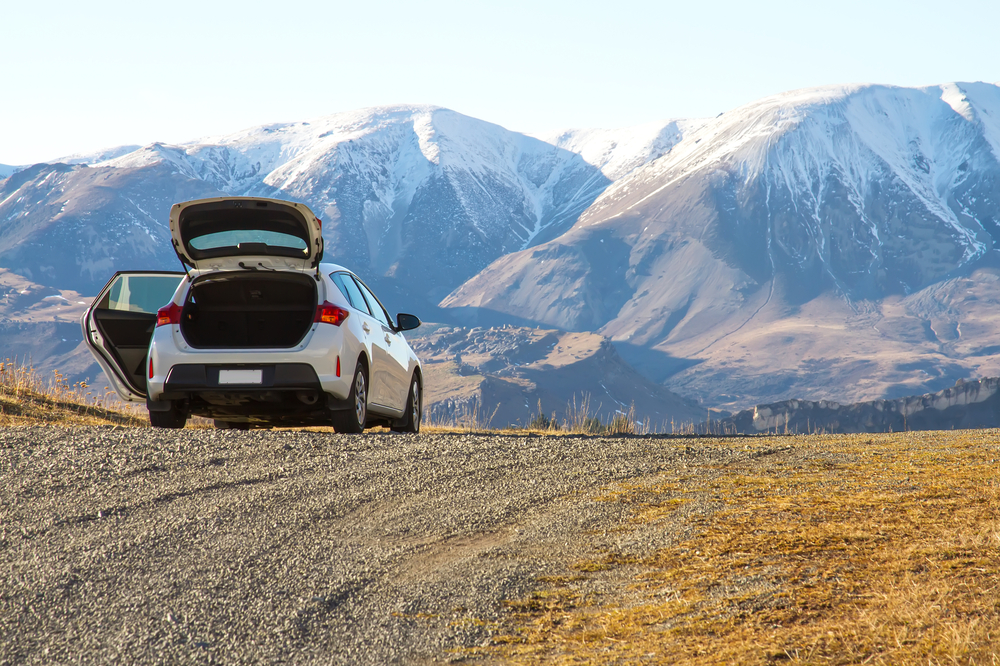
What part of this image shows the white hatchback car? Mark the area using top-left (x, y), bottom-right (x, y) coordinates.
top-left (82, 196), bottom-right (423, 432)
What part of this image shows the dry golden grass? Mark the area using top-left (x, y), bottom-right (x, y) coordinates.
top-left (426, 394), bottom-right (669, 435)
top-left (485, 431), bottom-right (1000, 665)
top-left (0, 358), bottom-right (146, 426)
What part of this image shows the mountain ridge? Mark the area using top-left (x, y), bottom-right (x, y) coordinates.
top-left (441, 82), bottom-right (1000, 408)
top-left (6, 83), bottom-right (1000, 415)
top-left (2, 105), bottom-right (682, 302)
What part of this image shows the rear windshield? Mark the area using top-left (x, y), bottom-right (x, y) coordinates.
top-left (189, 230), bottom-right (307, 252)
top-left (178, 201), bottom-right (314, 262)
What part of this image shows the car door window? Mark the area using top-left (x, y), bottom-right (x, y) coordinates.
top-left (331, 272), bottom-right (371, 315)
top-left (353, 278), bottom-right (392, 329)
top-left (102, 274), bottom-right (183, 314)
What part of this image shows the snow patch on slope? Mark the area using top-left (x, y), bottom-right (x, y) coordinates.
top-left (533, 119), bottom-right (706, 181)
top-left (959, 82), bottom-right (1000, 163)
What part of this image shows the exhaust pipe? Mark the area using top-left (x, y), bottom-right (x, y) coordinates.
top-left (296, 391), bottom-right (319, 405)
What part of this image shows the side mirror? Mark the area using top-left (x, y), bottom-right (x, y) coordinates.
top-left (395, 313), bottom-right (421, 331)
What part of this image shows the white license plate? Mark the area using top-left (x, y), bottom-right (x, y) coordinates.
top-left (218, 369), bottom-right (263, 385)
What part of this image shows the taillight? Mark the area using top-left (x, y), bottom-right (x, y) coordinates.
top-left (315, 302), bottom-right (349, 326)
top-left (156, 302), bottom-right (182, 327)
top-left (148, 357), bottom-right (154, 379)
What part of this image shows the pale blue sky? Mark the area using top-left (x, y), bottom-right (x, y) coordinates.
top-left (2, 0), bottom-right (998, 165)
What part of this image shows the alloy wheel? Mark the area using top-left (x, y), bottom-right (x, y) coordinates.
top-left (410, 381), bottom-right (420, 430)
top-left (355, 371), bottom-right (367, 425)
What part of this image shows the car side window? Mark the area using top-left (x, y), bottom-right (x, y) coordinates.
top-left (331, 272), bottom-right (371, 315)
top-left (353, 278), bottom-right (392, 329)
top-left (98, 274), bottom-right (183, 314)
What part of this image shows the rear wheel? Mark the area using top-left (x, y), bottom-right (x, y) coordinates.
top-left (393, 376), bottom-right (421, 434)
top-left (332, 363), bottom-right (368, 434)
top-left (149, 404), bottom-right (187, 429)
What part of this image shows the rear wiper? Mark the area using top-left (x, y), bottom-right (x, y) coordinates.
top-left (238, 262), bottom-right (276, 272)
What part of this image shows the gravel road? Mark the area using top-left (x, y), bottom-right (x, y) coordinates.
top-left (1, 426), bottom-right (803, 664)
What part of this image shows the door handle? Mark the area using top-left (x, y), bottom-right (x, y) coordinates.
top-left (362, 323), bottom-right (370, 333)
top-left (384, 334), bottom-right (392, 344)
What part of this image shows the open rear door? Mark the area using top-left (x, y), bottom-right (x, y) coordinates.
top-left (170, 197), bottom-right (323, 271)
top-left (82, 271), bottom-right (185, 402)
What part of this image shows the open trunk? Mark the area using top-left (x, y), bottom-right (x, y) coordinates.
top-left (181, 272), bottom-right (317, 349)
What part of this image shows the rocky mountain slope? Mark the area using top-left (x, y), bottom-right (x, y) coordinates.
top-left (0, 268), bottom-right (97, 388)
top-left (442, 83), bottom-right (1000, 408)
top-left (407, 324), bottom-right (706, 428)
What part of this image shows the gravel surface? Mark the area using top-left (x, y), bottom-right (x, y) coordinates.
top-left (0, 426), bottom-right (807, 664)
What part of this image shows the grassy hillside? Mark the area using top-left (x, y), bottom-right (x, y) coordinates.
top-left (480, 430), bottom-right (1000, 664)
top-left (0, 359), bottom-right (145, 426)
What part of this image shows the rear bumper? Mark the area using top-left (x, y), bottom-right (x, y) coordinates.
top-left (151, 362), bottom-right (354, 423)
top-left (162, 363), bottom-right (321, 394)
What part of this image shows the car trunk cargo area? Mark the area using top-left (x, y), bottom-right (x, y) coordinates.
top-left (181, 272), bottom-right (317, 348)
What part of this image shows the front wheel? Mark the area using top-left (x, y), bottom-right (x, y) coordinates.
top-left (393, 376), bottom-right (421, 434)
top-left (332, 363), bottom-right (368, 434)
top-left (149, 403), bottom-right (187, 429)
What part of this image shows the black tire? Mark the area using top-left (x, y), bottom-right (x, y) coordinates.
top-left (332, 362), bottom-right (368, 434)
top-left (393, 375), bottom-right (421, 434)
top-left (149, 404), bottom-right (187, 429)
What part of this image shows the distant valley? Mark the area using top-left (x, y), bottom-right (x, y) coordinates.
top-left (4, 82), bottom-right (1000, 425)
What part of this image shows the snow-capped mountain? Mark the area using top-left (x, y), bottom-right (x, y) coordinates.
top-left (0, 164), bottom-right (17, 178)
top-left (443, 83), bottom-right (1000, 407)
top-left (85, 106), bottom-right (625, 297)
top-left (532, 118), bottom-right (706, 181)
top-left (447, 83), bottom-right (1000, 324)
top-left (582, 82), bottom-right (1000, 301)
top-left (8, 84), bottom-right (1000, 411)
top-left (3, 106), bottom-right (690, 300)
